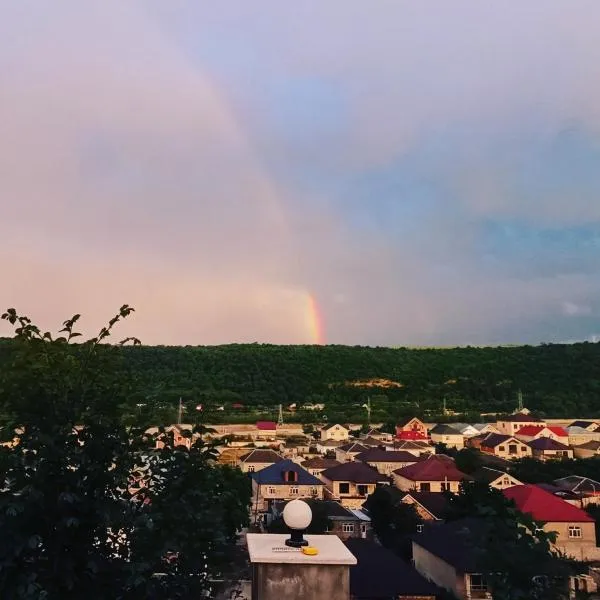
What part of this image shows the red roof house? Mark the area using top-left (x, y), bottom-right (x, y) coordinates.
top-left (515, 425), bottom-right (568, 442)
top-left (503, 484), bottom-right (593, 523)
top-left (396, 430), bottom-right (428, 441)
top-left (256, 421), bottom-right (277, 431)
top-left (392, 456), bottom-right (470, 493)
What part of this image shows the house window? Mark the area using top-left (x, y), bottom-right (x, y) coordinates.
top-left (441, 482), bottom-right (451, 492)
top-left (502, 478), bottom-right (510, 486)
top-left (416, 524), bottom-right (424, 533)
top-left (290, 486), bottom-right (299, 495)
top-left (267, 486), bottom-right (276, 495)
top-left (361, 524), bottom-right (367, 534)
top-left (339, 482), bottom-right (350, 494)
top-left (569, 526), bottom-right (582, 538)
top-left (521, 447), bottom-right (527, 452)
top-left (310, 487), bottom-right (319, 496)
top-left (470, 574), bottom-right (487, 592)
top-left (419, 482), bottom-right (431, 492)
top-left (342, 523), bottom-right (355, 533)
top-left (283, 470), bottom-right (298, 483)
top-left (247, 465), bottom-right (255, 472)
top-left (499, 446), bottom-right (505, 452)
top-left (508, 444), bottom-right (517, 455)
top-left (357, 484), bottom-right (369, 496)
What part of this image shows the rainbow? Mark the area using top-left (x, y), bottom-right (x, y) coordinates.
top-left (306, 293), bottom-right (325, 345)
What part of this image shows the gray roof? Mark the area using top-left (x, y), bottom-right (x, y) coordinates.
top-left (250, 459), bottom-right (324, 486)
top-left (430, 424), bottom-right (463, 435)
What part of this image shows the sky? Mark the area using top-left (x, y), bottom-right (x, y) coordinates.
top-left (1, 1), bottom-right (600, 346)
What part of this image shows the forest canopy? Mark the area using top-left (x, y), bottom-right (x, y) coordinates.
top-left (1, 339), bottom-right (599, 423)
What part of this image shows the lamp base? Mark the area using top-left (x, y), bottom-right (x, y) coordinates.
top-left (285, 530), bottom-right (309, 548)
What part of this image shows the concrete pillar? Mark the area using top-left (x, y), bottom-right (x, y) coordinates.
top-left (247, 534), bottom-right (356, 600)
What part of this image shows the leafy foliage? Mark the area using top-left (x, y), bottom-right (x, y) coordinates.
top-left (1, 340), bottom-right (598, 424)
top-left (445, 482), bottom-right (574, 600)
top-left (508, 457), bottom-right (600, 484)
top-left (363, 486), bottom-right (421, 551)
top-left (0, 308), bottom-right (251, 599)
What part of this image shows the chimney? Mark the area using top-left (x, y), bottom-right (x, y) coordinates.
top-left (247, 500), bottom-right (356, 600)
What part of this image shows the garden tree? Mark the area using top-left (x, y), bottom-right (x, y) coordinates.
top-left (508, 456), bottom-right (600, 484)
top-left (0, 307), bottom-right (251, 600)
top-left (454, 447), bottom-right (483, 474)
top-left (363, 486), bottom-right (421, 552)
top-left (445, 481), bottom-right (575, 600)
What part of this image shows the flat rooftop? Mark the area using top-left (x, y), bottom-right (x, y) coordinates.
top-left (246, 534), bottom-right (357, 566)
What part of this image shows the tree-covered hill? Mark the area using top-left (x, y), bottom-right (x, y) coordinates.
top-left (2, 340), bottom-right (599, 422)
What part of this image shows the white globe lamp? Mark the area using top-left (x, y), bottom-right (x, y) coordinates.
top-left (282, 499), bottom-right (312, 547)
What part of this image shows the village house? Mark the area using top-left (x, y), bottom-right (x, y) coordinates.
top-left (514, 425), bottom-right (569, 444)
top-left (358, 435), bottom-right (392, 448)
top-left (413, 518), bottom-right (492, 599)
top-left (527, 437), bottom-right (573, 461)
top-left (346, 538), bottom-right (438, 600)
top-left (393, 456), bottom-right (470, 493)
top-left (316, 438), bottom-right (344, 455)
top-left (472, 423), bottom-right (501, 435)
top-left (355, 448), bottom-right (424, 475)
top-left (495, 414), bottom-right (545, 436)
top-left (401, 490), bottom-right (449, 521)
top-left (281, 436), bottom-right (312, 459)
top-left (479, 433), bottom-right (533, 460)
top-left (452, 423), bottom-right (481, 437)
top-left (396, 417), bottom-right (428, 441)
top-left (569, 420), bottom-right (600, 431)
top-left (573, 440), bottom-right (600, 459)
top-left (249, 459), bottom-right (325, 516)
top-left (429, 424), bottom-right (465, 449)
top-left (567, 426), bottom-right (600, 447)
top-left (361, 427), bottom-right (393, 442)
top-left (554, 476), bottom-right (600, 506)
top-left (392, 439), bottom-right (435, 456)
top-left (301, 457), bottom-right (341, 477)
top-left (335, 442), bottom-right (370, 463)
top-left (470, 466), bottom-right (522, 490)
top-left (238, 449), bottom-right (284, 473)
top-left (320, 461), bottom-right (388, 508)
top-left (154, 424), bottom-right (194, 450)
top-left (217, 447), bottom-right (254, 467)
top-left (320, 423), bottom-right (350, 442)
top-left (503, 484), bottom-right (600, 561)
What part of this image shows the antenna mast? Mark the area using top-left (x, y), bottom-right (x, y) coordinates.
top-left (277, 403), bottom-right (284, 427)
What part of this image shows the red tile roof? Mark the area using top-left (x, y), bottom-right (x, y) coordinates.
top-left (256, 421), bottom-right (277, 430)
top-left (516, 425), bottom-right (568, 437)
top-left (547, 426), bottom-right (568, 437)
top-left (503, 484), bottom-right (593, 522)
top-left (396, 430), bottom-right (428, 441)
top-left (393, 456), bottom-right (469, 482)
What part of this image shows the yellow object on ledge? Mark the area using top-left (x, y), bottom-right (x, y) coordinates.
top-left (302, 546), bottom-right (319, 556)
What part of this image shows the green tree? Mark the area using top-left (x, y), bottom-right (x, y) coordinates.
top-left (363, 486), bottom-right (421, 550)
top-left (445, 481), bottom-right (574, 600)
top-left (0, 307), bottom-right (250, 599)
top-left (454, 447), bottom-right (483, 474)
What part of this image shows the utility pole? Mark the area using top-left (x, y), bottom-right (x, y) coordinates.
top-left (177, 397), bottom-right (183, 425)
top-left (277, 404), bottom-right (284, 427)
top-left (517, 389), bottom-right (524, 412)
